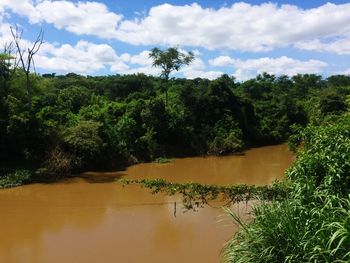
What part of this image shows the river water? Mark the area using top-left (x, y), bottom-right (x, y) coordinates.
top-left (0, 144), bottom-right (293, 263)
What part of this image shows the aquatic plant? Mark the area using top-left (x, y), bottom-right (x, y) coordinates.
top-left (153, 157), bottom-right (172, 164)
top-left (0, 169), bottom-right (32, 189)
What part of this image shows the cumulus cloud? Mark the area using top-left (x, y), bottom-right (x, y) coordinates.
top-left (110, 50), bottom-right (159, 75)
top-left (120, 50), bottom-right (153, 66)
top-left (2, 1), bottom-right (350, 52)
top-left (110, 50), bottom-right (222, 79)
top-left (2, 0), bottom-right (122, 39)
top-left (0, 0), bottom-right (39, 22)
top-left (114, 2), bottom-right (350, 52)
top-left (182, 69), bottom-right (224, 80)
top-left (1, 0), bottom-right (341, 79)
top-left (295, 38), bottom-right (350, 55)
top-left (181, 57), bottom-right (223, 79)
top-left (336, 68), bottom-right (350, 75)
top-left (36, 41), bottom-right (118, 74)
top-left (209, 56), bottom-right (328, 81)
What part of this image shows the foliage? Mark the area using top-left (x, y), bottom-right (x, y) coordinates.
top-left (1, 52), bottom-right (349, 179)
top-left (149, 47), bottom-right (194, 105)
top-left (153, 157), bottom-right (172, 164)
top-left (208, 114), bottom-right (244, 155)
top-left (121, 178), bottom-right (288, 210)
top-left (62, 120), bottom-right (103, 168)
top-left (43, 146), bottom-right (73, 176)
top-left (223, 114), bottom-right (350, 262)
top-left (0, 169), bottom-right (32, 189)
top-left (223, 194), bottom-right (350, 263)
top-left (149, 47), bottom-right (194, 80)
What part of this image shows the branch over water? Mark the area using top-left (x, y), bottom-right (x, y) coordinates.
top-left (121, 178), bottom-right (288, 210)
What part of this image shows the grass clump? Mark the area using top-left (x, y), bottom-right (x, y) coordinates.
top-left (223, 115), bottom-right (350, 262)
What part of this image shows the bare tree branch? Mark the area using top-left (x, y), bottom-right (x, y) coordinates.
top-left (10, 25), bottom-right (44, 105)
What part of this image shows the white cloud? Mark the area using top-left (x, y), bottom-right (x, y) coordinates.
top-left (120, 50), bottom-right (153, 66)
top-left (210, 55), bottom-right (328, 81)
top-left (112, 65), bottom-right (161, 76)
top-left (0, 0), bottom-right (40, 22)
top-left (336, 68), bottom-right (350, 75)
top-left (36, 41), bottom-right (118, 74)
top-left (110, 50), bottom-right (158, 75)
top-left (114, 2), bottom-right (350, 52)
top-left (181, 57), bottom-right (223, 79)
top-left (2, 1), bottom-right (350, 53)
top-left (2, 0), bottom-right (122, 39)
top-left (209, 56), bottom-right (235, 67)
top-left (295, 38), bottom-right (350, 55)
top-left (111, 50), bottom-right (222, 79)
top-left (182, 69), bottom-right (224, 80)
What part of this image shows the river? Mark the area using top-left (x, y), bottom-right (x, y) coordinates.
top-left (0, 144), bottom-right (293, 263)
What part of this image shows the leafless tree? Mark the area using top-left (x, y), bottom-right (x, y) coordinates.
top-left (10, 25), bottom-right (44, 104)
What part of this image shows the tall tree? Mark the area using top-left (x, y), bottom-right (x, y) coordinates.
top-left (10, 26), bottom-right (44, 105)
top-left (149, 47), bottom-right (194, 105)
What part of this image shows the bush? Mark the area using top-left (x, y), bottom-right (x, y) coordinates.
top-left (223, 115), bottom-right (350, 262)
top-left (62, 120), bottom-right (103, 168)
top-left (208, 114), bottom-right (244, 155)
top-left (0, 169), bottom-right (32, 188)
top-left (42, 146), bottom-right (73, 176)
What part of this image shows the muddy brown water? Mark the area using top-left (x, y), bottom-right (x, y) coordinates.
top-left (0, 144), bottom-right (293, 263)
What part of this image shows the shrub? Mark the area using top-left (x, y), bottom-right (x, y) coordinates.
top-left (62, 120), bottom-right (103, 168)
top-left (0, 169), bottom-right (32, 188)
top-left (208, 114), bottom-right (244, 155)
top-left (223, 115), bottom-right (350, 262)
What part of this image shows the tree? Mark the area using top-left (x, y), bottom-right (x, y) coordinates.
top-left (0, 42), bottom-right (16, 96)
top-left (149, 47), bottom-right (194, 105)
top-left (10, 26), bottom-right (44, 106)
top-left (62, 121), bottom-right (103, 169)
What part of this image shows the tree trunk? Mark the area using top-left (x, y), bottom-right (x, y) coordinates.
top-left (25, 72), bottom-right (31, 107)
top-left (164, 76), bottom-right (169, 107)
top-left (165, 87), bottom-right (168, 107)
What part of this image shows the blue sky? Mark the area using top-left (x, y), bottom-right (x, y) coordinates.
top-left (1, 0), bottom-right (350, 80)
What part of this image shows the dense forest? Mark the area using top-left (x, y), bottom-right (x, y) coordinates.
top-left (0, 61), bottom-right (349, 187)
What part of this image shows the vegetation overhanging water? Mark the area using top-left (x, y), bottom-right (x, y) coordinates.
top-left (1, 47), bottom-right (350, 261)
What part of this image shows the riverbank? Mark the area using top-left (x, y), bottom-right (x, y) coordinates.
top-left (0, 143), bottom-right (292, 189)
top-left (223, 114), bottom-right (350, 262)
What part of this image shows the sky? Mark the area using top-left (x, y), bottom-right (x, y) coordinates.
top-left (1, 0), bottom-right (350, 81)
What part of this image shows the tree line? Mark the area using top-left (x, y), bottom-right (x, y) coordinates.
top-left (0, 48), bottom-right (349, 180)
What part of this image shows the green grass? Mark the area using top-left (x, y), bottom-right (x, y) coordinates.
top-left (223, 193), bottom-right (350, 263)
top-left (223, 115), bottom-right (350, 262)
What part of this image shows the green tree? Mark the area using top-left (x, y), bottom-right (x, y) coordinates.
top-left (62, 121), bottom-right (103, 169)
top-left (320, 92), bottom-right (347, 116)
top-left (149, 47), bottom-right (194, 105)
top-left (0, 49), bottom-right (15, 96)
